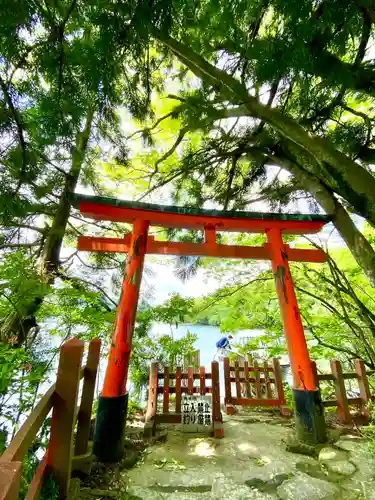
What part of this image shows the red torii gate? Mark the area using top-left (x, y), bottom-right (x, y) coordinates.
top-left (73, 194), bottom-right (329, 461)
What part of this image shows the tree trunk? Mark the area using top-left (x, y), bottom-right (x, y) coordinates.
top-left (1, 108), bottom-right (95, 345)
top-left (40, 108), bottom-right (94, 275)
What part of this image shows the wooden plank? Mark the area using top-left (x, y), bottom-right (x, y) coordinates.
top-left (231, 397), bottom-right (281, 407)
top-left (254, 360), bottom-right (261, 399)
top-left (199, 366), bottom-right (206, 395)
top-left (227, 365), bottom-right (275, 373)
top-left (25, 453), bottom-right (48, 500)
top-left (145, 362), bottom-right (158, 422)
top-left (355, 359), bottom-right (371, 412)
top-left (342, 372), bottom-right (358, 380)
top-left (321, 398), bottom-right (362, 407)
top-left (155, 413), bottom-right (182, 424)
top-left (243, 361), bottom-right (251, 398)
top-left (322, 400), bottom-right (338, 407)
top-left (1, 384), bottom-right (55, 463)
top-left (348, 397), bottom-right (362, 405)
top-left (318, 374), bottom-right (335, 381)
top-left (163, 366), bottom-right (170, 414)
top-left (0, 461), bottom-right (22, 500)
top-left (235, 361), bottom-right (241, 398)
top-left (272, 358), bottom-right (285, 405)
top-left (75, 338), bottom-right (101, 456)
top-left (47, 338), bottom-right (84, 499)
top-left (264, 362), bottom-right (272, 399)
top-left (158, 373), bottom-right (212, 380)
top-left (187, 367), bottom-right (194, 395)
top-left (157, 386), bottom-right (214, 395)
top-left (175, 366), bottom-right (182, 413)
top-left (223, 358), bottom-right (232, 405)
top-left (185, 387), bottom-right (212, 394)
top-left (330, 359), bottom-right (351, 424)
top-left (227, 376), bottom-right (276, 383)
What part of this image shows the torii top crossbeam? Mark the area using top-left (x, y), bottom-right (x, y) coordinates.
top-left (73, 194), bottom-right (330, 234)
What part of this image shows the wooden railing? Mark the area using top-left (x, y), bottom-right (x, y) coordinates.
top-left (0, 337), bottom-right (101, 500)
top-left (145, 361), bottom-right (224, 438)
top-left (223, 356), bottom-right (286, 414)
top-left (312, 359), bottom-right (375, 424)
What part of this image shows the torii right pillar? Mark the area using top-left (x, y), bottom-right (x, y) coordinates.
top-left (266, 228), bottom-right (326, 444)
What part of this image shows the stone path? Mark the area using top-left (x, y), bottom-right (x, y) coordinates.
top-left (123, 411), bottom-right (375, 500)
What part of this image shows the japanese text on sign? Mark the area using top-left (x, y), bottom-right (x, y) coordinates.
top-left (182, 395), bottom-right (211, 426)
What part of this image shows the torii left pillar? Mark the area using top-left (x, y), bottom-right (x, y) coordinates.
top-left (93, 219), bottom-right (149, 461)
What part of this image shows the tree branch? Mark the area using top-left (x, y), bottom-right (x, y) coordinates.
top-left (59, 273), bottom-right (117, 308)
top-left (198, 277), bottom-right (273, 314)
top-left (155, 126), bottom-right (189, 168)
top-left (301, 312), bottom-right (374, 368)
top-left (0, 241), bottom-right (42, 250)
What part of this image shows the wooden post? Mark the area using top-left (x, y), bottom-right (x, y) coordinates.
top-left (273, 358), bottom-right (286, 414)
top-left (234, 361), bottom-right (241, 398)
top-left (187, 366), bottom-right (194, 395)
top-left (0, 462), bottom-right (22, 500)
top-left (211, 361), bottom-right (224, 438)
top-left (264, 361), bottom-right (272, 399)
top-left (163, 366), bottom-right (170, 414)
top-left (144, 362), bottom-right (158, 438)
top-left (48, 338), bottom-right (84, 499)
top-left (254, 360), bottom-right (261, 399)
top-left (75, 338), bottom-right (101, 456)
top-left (244, 361), bottom-right (251, 398)
top-left (223, 358), bottom-right (233, 415)
top-left (199, 366), bottom-right (206, 395)
top-left (331, 360), bottom-right (351, 424)
top-left (145, 362), bottom-right (158, 422)
top-left (248, 355), bottom-right (254, 397)
top-left (355, 359), bottom-right (371, 414)
top-left (175, 366), bottom-right (182, 413)
top-left (237, 356), bottom-right (246, 397)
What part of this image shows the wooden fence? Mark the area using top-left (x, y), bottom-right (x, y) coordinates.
top-left (224, 357), bottom-right (286, 414)
top-left (312, 359), bottom-right (375, 424)
top-left (0, 337), bottom-right (100, 500)
top-left (145, 361), bottom-right (224, 438)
